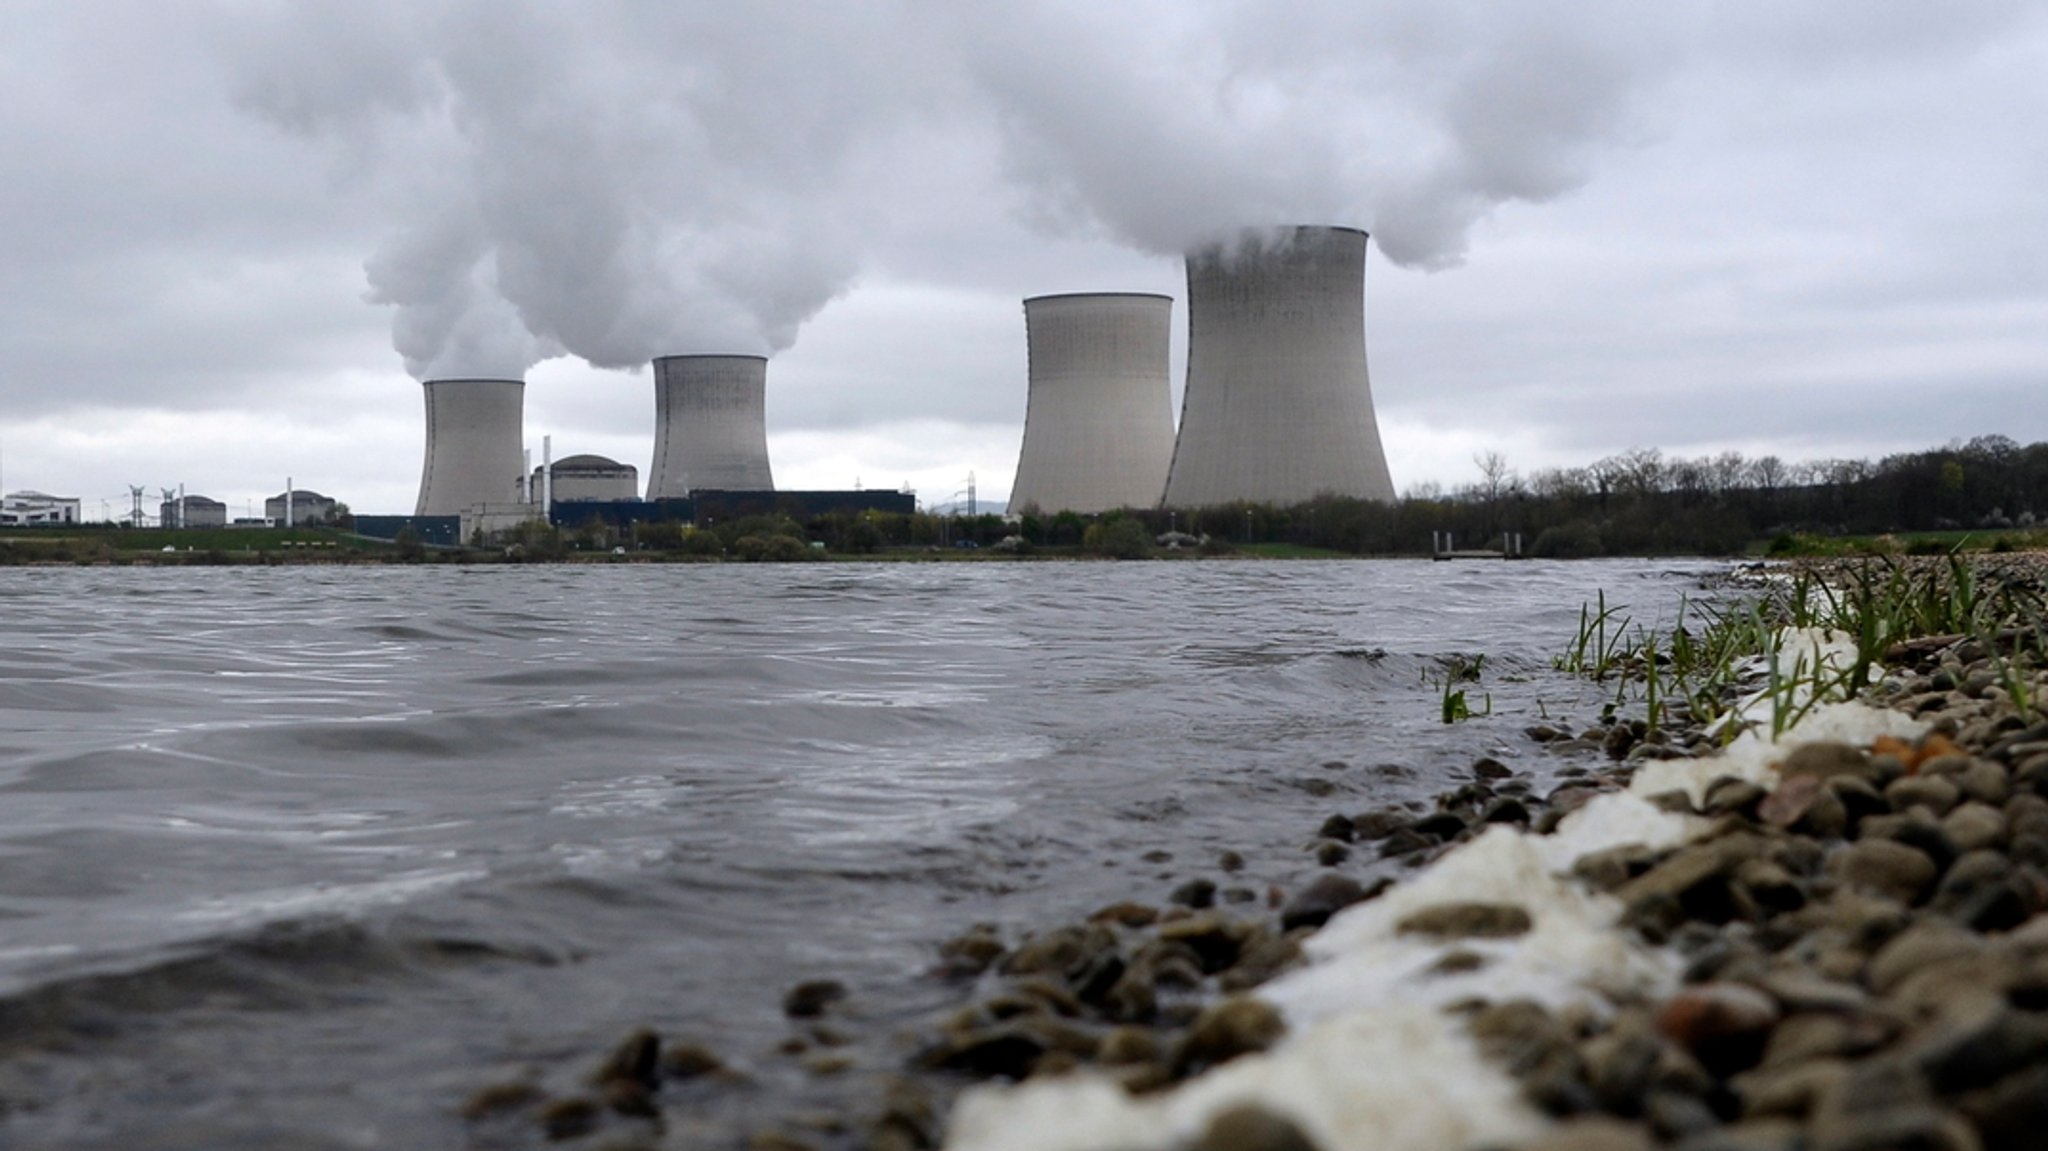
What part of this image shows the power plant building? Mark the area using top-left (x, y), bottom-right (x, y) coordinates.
top-left (1162, 225), bottom-right (1396, 507)
top-left (1007, 293), bottom-right (1176, 515)
top-left (160, 494), bottom-right (226, 529)
top-left (647, 355), bottom-right (774, 498)
top-left (532, 454), bottom-right (638, 502)
top-left (415, 378), bottom-right (526, 516)
top-left (266, 489), bottom-right (337, 525)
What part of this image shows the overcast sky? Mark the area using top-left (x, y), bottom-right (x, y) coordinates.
top-left (2, 1), bottom-right (2043, 518)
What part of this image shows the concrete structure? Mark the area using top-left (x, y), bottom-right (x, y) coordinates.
top-left (415, 378), bottom-right (525, 516)
top-left (1162, 225), bottom-right (1396, 507)
top-left (265, 488), bottom-right (338, 525)
top-left (531, 454), bottom-right (638, 503)
top-left (460, 503), bottom-right (542, 543)
top-left (1, 491), bottom-right (81, 526)
top-left (648, 355), bottom-right (774, 498)
top-left (1007, 293), bottom-right (1176, 515)
top-left (160, 495), bottom-right (226, 529)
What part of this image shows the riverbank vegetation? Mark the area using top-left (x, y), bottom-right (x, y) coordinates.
top-left (9, 435), bottom-right (2048, 565)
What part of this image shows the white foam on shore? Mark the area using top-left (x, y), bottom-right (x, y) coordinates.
top-left (940, 628), bottom-right (1925, 1151)
top-left (945, 1002), bottom-right (1544, 1151)
top-left (1631, 698), bottom-right (1925, 805)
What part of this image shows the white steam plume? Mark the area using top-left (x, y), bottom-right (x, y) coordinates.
top-left (224, 1), bottom-right (1676, 381)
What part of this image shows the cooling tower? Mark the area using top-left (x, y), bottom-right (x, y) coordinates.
top-left (1008, 293), bottom-right (1176, 515)
top-left (414, 378), bottom-right (526, 516)
top-left (1161, 225), bottom-right (1396, 507)
top-left (647, 355), bottom-right (775, 497)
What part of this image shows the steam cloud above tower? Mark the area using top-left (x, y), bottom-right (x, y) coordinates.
top-left (224, 2), bottom-right (1671, 382)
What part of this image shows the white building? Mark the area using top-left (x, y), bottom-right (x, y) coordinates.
top-left (265, 489), bottom-right (339, 525)
top-left (160, 495), bottom-right (227, 529)
top-left (1, 491), bottom-right (82, 526)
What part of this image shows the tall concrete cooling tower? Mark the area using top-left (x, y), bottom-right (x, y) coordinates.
top-left (1162, 225), bottom-right (1396, 507)
top-left (415, 378), bottom-right (526, 516)
top-left (647, 354), bottom-right (775, 498)
top-left (1008, 292), bottom-right (1176, 514)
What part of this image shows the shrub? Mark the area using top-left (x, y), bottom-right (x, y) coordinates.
top-left (733, 533), bottom-right (811, 563)
top-left (1532, 521), bottom-right (1606, 559)
top-left (1082, 517), bottom-right (1152, 559)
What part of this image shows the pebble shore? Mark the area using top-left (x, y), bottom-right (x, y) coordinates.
top-left (466, 555), bottom-right (2048, 1151)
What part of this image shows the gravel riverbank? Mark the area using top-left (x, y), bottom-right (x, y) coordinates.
top-left (466, 555), bottom-right (2048, 1151)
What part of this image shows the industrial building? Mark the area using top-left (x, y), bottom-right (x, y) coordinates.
top-left (1007, 293), bottom-right (1176, 514)
top-left (160, 494), bottom-right (227, 529)
top-left (1162, 225), bottom-right (1396, 507)
top-left (265, 488), bottom-right (338, 525)
top-left (647, 355), bottom-right (775, 497)
top-left (1, 491), bottom-right (81, 526)
top-left (415, 378), bottom-right (526, 516)
top-left (531, 455), bottom-right (638, 503)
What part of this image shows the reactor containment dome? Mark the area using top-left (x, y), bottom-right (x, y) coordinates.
top-left (648, 355), bottom-right (775, 498)
top-left (1162, 225), bottom-right (1396, 508)
top-left (415, 378), bottom-right (526, 516)
top-left (1007, 292), bottom-right (1177, 515)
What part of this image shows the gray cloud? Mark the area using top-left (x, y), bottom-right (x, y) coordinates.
top-left (0, 1), bottom-right (2044, 511)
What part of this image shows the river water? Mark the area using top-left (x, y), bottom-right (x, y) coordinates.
top-left (0, 559), bottom-right (1725, 1148)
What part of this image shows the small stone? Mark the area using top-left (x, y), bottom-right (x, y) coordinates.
top-left (602, 1076), bottom-right (660, 1116)
top-left (1887, 774), bottom-right (1962, 817)
top-left (1159, 912), bottom-right (1250, 973)
top-left (1395, 901), bottom-right (1533, 940)
top-left (537, 1096), bottom-right (602, 1141)
top-left (1196, 1089), bottom-right (1318, 1146)
top-left (1867, 919), bottom-right (1986, 994)
top-left (1279, 873), bottom-right (1375, 931)
top-left (1480, 796), bottom-right (1533, 825)
top-left (1349, 810), bottom-right (1406, 840)
top-left (1171, 878), bottom-right (1219, 908)
top-left (1410, 810), bottom-right (1469, 839)
top-left (1221, 934), bottom-right (1305, 992)
top-left (1089, 901), bottom-right (1159, 928)
top-left (1779, 741), bottom-right (1875, 781)
top-left (938, 924), bottom-right (1008, 973)
top-left (1759, 775), bottom-right (1825, 829)
top-left (782, 979), bottom-right (848, 1018)
top-left (1219, 850), bottom-right (1247, 872)
top-left (1645, 788), bottom-right (1696, 814)
top-left (1317, 813), bottom-right (1355, 842)
top-left (917, 1025), bottom-right (1048, 1080)
top-left (1734, 1058), bottom-right (1851, 1118)
top-left (461, 1080), bottom-right (542, 1120)
top-left (1759, 1012), bottom-right (1896, 1069)
top-left (1704, 777), bottom-right (1767, 817)
top-left (1825, 838), bottom-right (1937, 906)
top-left (1655, 982), bottom-right (1779, 1077)
top-left (1191, 1103), bottom-right (1321, 1151)
top-left (1829, 775), bottom-right (1891, 824)
top-left (1098, 1025), bottom-right (1159, 1065)
top-left (592, 1027), bottom-right (661, 1089)
top-left (1472, 756), bottom-right (1514, 780)
top-left (1173, 996), bottom-right (1287, 1077)
top-left (662, 1042), bottom-right (725, 1080)
top-left (1941, 803), bottom-right (2008, 853)
top-left (1574, 843), bottom-right (1662, 891)
top-left (1950, 759), bottom-right (2011, 806)
top-left (1313, 840), bottom-right (1350, 867)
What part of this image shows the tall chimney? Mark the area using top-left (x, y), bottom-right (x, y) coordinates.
top-left (1162, 226), bottom-right (1395, 507)
top-left (647, 355), bottom-right (774, 497)
top-left (1007, 292), bottom-right (1176, 515)
top-left (415, 378), bottom-right (526, 516)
